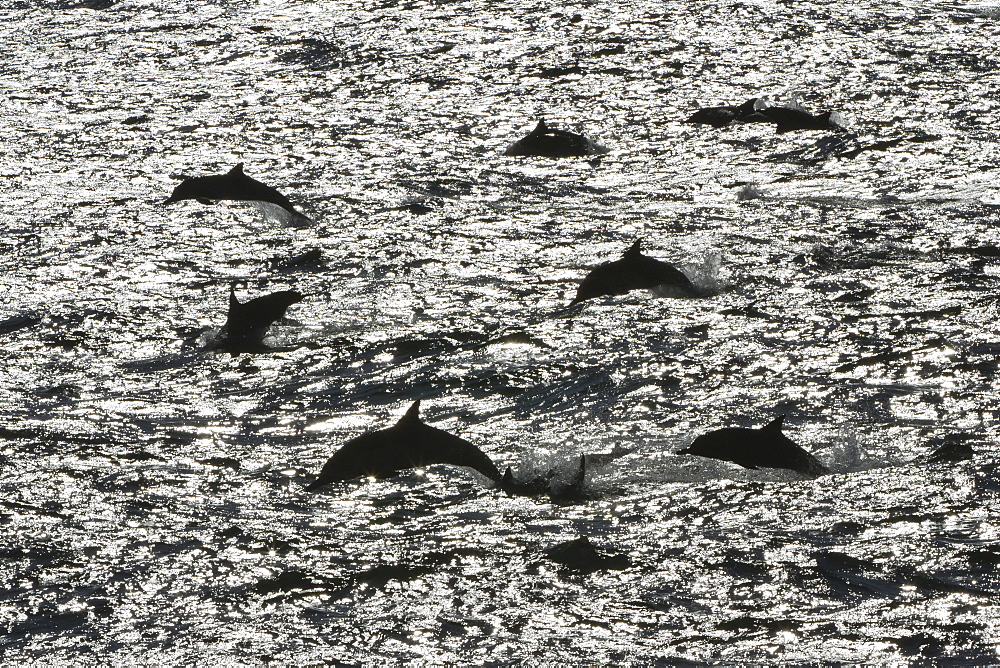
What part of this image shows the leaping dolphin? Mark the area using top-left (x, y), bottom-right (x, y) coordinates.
top-left (504, 120), bottom-right (610, 158)
top-left (217, 285), bottom-right (303, 352)
top-left (677, 416), bottom-right (828, 477)
top-left (570, 239), bottom-right (697, 306)
top-left (164, 163), bottom-right (311, 221)
top-left (306, 401), bottom-right (503, 491)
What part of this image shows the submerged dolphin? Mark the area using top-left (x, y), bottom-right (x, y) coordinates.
top-left (542, 536), bottom-right (630, 573)
top-left (570, 239), bottom-right (697, 306)
top-left (164, 163), bottom-right (310, 220)
top-left (685, 97), bottom-right (847, 134)
top-left (217, 285), bottom-right (303, 352)
top-left (306, 401), bottom-right (502, 490)
top-left (685, 98), bottom-right (765, 128)
top-left (677, 416), bottom-right (828, 477)
top-left (500, 454), bottom-right (587, 501)
top-left (504, 120), bottom-right (609, 158)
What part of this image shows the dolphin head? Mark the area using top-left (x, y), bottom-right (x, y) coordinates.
top-left (164, 179), bottom-right (198, 204)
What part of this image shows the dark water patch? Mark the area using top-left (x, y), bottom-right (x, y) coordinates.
top-left (0, 312), bottom-right (42, 335)
top-left (198, 456), bottom-right (242, 470)
top-left (811, 551), bottom-right (905, 599)
top-left (355, 563), bottom-right (436, 588)
top-left (0, 500), bottom-right (68, 519)
top-left (251, 568), bottom-right (350, 603)
top-left (118, 450), bottom-right (166, 462)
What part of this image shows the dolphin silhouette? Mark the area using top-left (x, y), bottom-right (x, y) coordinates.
top-left (217, 285), bottom-right (303, 352)
top-left (570, 239), bottom-right (697, 306)
top-left (685, 98), bottom-right (765, 128)
top-left (164, 163), bottom-right (310, 220)
top-left (757, 107), bottom-right (847, 134)
top-left (306, 401), bottom-right (503, 490)
top-left (677, 416), bottom-right (828, 477)
top-left (542, 536), bottom-right (630, 573)
top-left (504, 120), bottom-right (609, 158)
top-left (686, 98), bottom-right (847, 134)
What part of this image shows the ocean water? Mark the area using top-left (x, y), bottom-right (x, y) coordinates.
top-left (2, 0), bottom-right (999, 663)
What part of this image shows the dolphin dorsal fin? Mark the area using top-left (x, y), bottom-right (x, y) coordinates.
top-left (400, 400), bottom-right (422, 425)
top-left (228, 283), bottom-right (240, 314)
top-left (763, 415), bottom-right (785, 433)
top-left (533, 119), bottom-right (548, 134)
top-left (623, 239), bottom-right (643, 259)
top-left (229, 163), bottom-right (245, 175)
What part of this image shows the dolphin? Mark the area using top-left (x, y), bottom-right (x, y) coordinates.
top-left (217, 285), bottom-right (303, 352)
top-left (569, 239), bottom-right (697, 306)
top-left (677, 416), bottom-right (828, 477)
top-left (504, 120), bottom-right (609, 158)
top-left (164, 163), bottom-right (310, 220)
top-left (306, 401), bottom-right (503, 490)
top-left (685, 98), bottom-right (766, 128)
top-left (757, 107), bottom-right (847, 134)
top-left (542, 536), bottom-right (630, 573)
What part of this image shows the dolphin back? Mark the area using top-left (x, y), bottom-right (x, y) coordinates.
top-left (505, 121), bottom-right (608, 158)
top-left (306, 415), bottom-right (502, 491)
top-left (226, 290), bottom-right (303, 333)
top-left (571, 242), bottom-right (695, 304)
top-left (221, 289), bottom-right (303, 350)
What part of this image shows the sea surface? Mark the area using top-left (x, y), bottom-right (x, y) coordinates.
top-left (2, 0), bottom-right (1000, 663)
